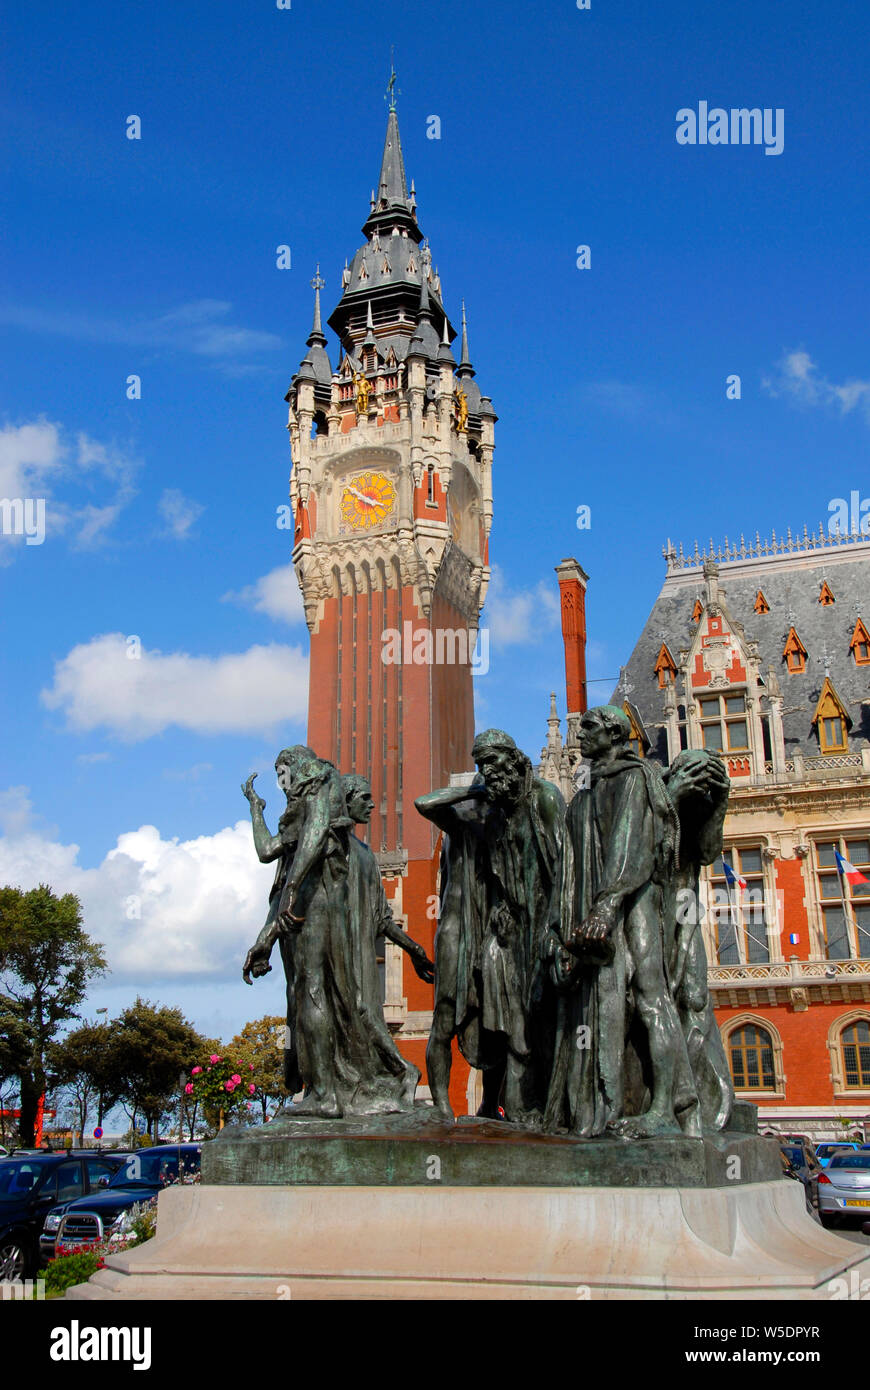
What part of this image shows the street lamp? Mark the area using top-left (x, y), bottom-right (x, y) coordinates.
top-left (178, 1071), bottom-right (188, 1145)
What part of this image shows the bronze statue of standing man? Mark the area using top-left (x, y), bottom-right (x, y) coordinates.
top-left (415, 730), bottom-right (564, 1124)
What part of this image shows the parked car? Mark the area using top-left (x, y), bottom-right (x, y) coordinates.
top-left (779, 1141), bottom-right (822, 1209)
top-left (815, 1141), bottom-right (861, 1168)
top-left (817, 1151), bottom-right (870, 1228)
top-left (0, 1151), bottom-right (131, 1280)
top-left (40, 1143), bottom-right (202, 1263)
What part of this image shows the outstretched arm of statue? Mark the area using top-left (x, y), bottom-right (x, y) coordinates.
top-left (414, 777), bottom-right (487, 833)
top-left (242, 774), bottom-right (283, 862)
top-left (383, 916), bottom-right (436, 982)
top-left (277, 782), bottom-right (332, 925)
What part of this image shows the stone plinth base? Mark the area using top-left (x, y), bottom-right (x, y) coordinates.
top-left (201, 1108), bottom-right (782, 1189)
top-left (67, 1179), bottom-right (870, 1301)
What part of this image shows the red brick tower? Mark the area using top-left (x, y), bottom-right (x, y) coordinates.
top-left (284, 98), bottom-right (495, 1100)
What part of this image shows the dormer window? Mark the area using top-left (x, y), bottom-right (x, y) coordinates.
top-left (753, 590), bottom-right (770, 614)
top-left (850, 618), bottom-right (870, 666)
top-left (819, 581), bottom-right (836, 606)
top-left (812, 678), bottom-right (851, 755)
top-left (653, 642), bottom-right (677, 689)
top-left (691, 599), bottom-right (703, 623)
top-left (783, 626), bottom-right (807, 674)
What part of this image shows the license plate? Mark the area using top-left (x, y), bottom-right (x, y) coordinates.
top-left (844, 1199), bottom-right (870, 1207)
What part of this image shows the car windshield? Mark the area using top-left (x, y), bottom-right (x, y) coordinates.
top-left (782, 1147), bottom-right (802, 1164)
top-left (109, 1154), bottom-right (179, 1187)
top-left (0, 1161), bottom-right (45, 1197)
top-left (818, 1145), bottom-right (852, 1155)
top-left (828, 1153), bottom-right (870, 1170)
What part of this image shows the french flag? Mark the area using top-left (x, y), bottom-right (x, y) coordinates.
top-left (722, 860), bottom-right (747, 891)
top-left (835, 850), bottom-right (869, 886)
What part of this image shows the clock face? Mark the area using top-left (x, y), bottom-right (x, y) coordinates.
top-left (339, 470), bottom-right (396, 532)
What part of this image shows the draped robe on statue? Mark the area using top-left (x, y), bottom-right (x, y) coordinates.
top-left (440, 778), bottom-right (564, 1100)
top-left (544, 754), bottom-right (699, 1137)
top-left (275, 757), bottom-right (415, 1115)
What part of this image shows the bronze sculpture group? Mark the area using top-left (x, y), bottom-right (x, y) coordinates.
top-left (242, 705), bottom-right (735, 1137)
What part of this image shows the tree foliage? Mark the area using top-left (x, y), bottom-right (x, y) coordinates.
top-left (228, 1015), bottom-right (290, 1122)
top-left (0, 885), bottom-right (106, 1145)
top-left (47, 1021), bottom-right (121, 1146)
top-left (111, 998), bottom-right (211, 1142)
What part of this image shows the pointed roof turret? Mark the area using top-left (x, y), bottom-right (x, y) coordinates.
top-left (307, 264), bottom-right (327, 348)
top-left (363, 299), bottom-right (376, 349)
top-left (437, 315), bottom-right (456, 366)
top-left (457, 300), bottom-right (475, 378)
top-left (294, 265), bottom-right (332, 391)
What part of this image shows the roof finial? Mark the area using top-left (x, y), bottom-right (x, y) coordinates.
top-left (385, 47), bottom-right (400, 112)
top-left (307, 264), bottom-right (326, 346)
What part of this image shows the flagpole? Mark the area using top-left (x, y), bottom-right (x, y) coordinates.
top-left (837, 857), bottom-right (855, 958)
top-left (729, 877), bottom-right (744, 965)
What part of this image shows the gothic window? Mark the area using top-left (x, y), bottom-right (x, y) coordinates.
top-left (813, 837), bottom-right (870, 960)
top-left (819, 580), bottom-right (836, 606)
top-left (426, 464), bottom-right (435, 504)
top-left (812, 678), bottom-right (851, 755)
top-left (782, 627), bottom-right (807, 673)
top-left (727, 1024), bottom-right (776, 1092)
top-left (753, 590), bottom-right (770, 615)
top-left (840, 1020), bottom-right (870, 1088)
top-left (709, 847), bottom-right (769, 964)
top-left (698, 692), bottom-right (749, 753)
top-left (850, 618), bottom-right (870, 666)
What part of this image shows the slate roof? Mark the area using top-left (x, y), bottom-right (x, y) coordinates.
top-left (613, 536), bottom-right (870, 762)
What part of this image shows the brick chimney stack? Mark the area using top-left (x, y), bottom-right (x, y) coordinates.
top-left (556, 559), bottom-right (589, 738)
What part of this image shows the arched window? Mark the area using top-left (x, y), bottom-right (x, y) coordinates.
top-left (840, 1020), bottom-right (870, 1089)
top-left (728, 1023), bottom-right (776, 1091)
top-left (426, 464), bottom-right (435, 504)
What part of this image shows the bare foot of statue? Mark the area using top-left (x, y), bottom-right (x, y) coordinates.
top-left (609, 1111), bottom-right (681, 1140)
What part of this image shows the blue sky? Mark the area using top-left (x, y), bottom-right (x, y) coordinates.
top-left (1, 0), bottom-right (868, 1047)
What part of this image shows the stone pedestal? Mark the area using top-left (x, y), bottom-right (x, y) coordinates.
top-left (66, 1112), bottom-right (870, 1301)
top-left (68, 1178), bottom-right (870, 1301)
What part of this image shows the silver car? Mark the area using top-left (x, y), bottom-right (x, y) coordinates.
top-left (818, 1151), bottom-right (870, 1228)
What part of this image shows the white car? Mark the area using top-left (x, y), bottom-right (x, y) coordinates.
top-left (818, 1151), bottom-right (870, 1227)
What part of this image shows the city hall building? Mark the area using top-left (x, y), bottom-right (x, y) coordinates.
top-left (542, 529), bottom-right (870, 1142)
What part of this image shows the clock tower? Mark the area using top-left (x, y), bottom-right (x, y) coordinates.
top-left (285, 93), bottom-right (496, 1097)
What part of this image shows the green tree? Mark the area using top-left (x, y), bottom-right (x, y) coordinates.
top-left (0, 995), bottom-right (32, 1147)
top-left (0, 885), bottom-right (106, 1146)
top-left (112, 998), bottom-right (211, 1143)
top-left (228, 1016), bottom-right (290, 1122)
top-left (47, 1021), bottom-right (121, 1146)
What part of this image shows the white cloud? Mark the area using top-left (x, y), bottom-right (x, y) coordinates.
top-left (0, 421), bottom-right (137, 559)
top-left (763, 350), bottom-right (870, 421)
top-left (483, 565), bottom-right (560, 646)
top-left (158, 488), bottom-right (205, 540)
top-left (222, 563), bottom-right (305, 626)
top-left (0, 787), bottom-right (274, 983)
top-left (41, 633), bottom-right (309, 740)
top-left (0, 299), bottom-right (282, 369)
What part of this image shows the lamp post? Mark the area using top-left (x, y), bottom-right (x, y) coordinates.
top-left (178, 1071), bottom-right (188, 1145)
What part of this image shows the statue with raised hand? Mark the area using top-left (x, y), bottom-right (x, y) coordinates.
top-left (415, 730), bottom-right (564, 1125)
